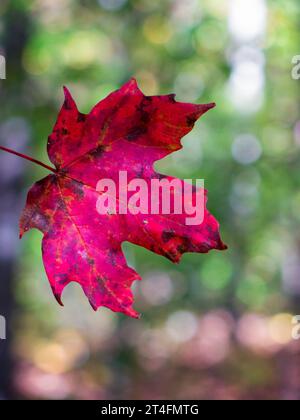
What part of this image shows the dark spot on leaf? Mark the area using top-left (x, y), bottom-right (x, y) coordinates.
top-left (108, 249), bottom-right (117, 266)
top-left (150, 244), bottom-right (156, 253)
top-left (177, 244), bottom-right (187, 254)
top-left (186, 115), bottom-right (197, 127)
top-left (55, 273), bottom-right (69, 285)
top-left (33, 211), bottom-right (50, 231)
top-left (168, 94), bottom-right (176, 103)
top-left (71, 181), bottom-right (84, 199)
top-left (162, 229), bottom-right (175, 243)
top-left (90, 145), bottom-right (106, 158)
top-left (77, 113), bottom-right (86, 123)
top-left (96, 276), bottom-right (106, 290)
top-left (63, 100), bottom-right (72, 111)
top-left (88, 257), bottom-right (95, 266)
top-left (126, 126), bottom-right (147, 141)
top-left (140, 111), bottom-right (150, 124)
top-left (136, 166), bottom-right (144, 178)
top-left (164, 249), bottom-right (178, 262)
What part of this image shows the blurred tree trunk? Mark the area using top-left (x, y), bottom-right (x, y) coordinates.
top-left (0, 4), bottom-right (31, 399)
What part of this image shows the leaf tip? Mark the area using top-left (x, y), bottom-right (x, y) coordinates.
top-left (214, 231), bottom-right (228, 251)
top-left (62, 86), bottom-right (77, 110)
top-left (19, 225), bottom-right (28, 239)
top-left (123, 77), bottom-right (141, 94)
top-left (200, 102), bottom-right (216, 114)
top-left (54, 292), bottom-right (64, 307)
top-left (128, 308), bottom-right (141, 319)
top-left (219, 241), bottom-right (228, 251)
top-left (128, 77), bottom-right (138, 86)
top-left (63, 85), bottom-right (71, 98)
top-left (207, 102), bottom-right (216, 109)
top-left (89, 300), bottom-right (98, 311)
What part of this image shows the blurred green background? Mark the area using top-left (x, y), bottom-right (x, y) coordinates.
top-left (0, 0), bottom-right (300, 400)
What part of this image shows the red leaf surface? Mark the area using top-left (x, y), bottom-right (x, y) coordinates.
top-left (20, 79), bottom-right (227, 318)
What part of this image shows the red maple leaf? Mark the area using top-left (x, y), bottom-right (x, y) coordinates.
top-left (2, 79), bottom-right (227, 318)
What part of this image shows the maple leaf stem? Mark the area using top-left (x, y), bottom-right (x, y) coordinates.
top-left (0, 145), bottom-right (57, 173)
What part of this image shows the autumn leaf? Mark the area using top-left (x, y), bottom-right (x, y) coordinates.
top-left (14, 78), bottom-right (227, 318)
